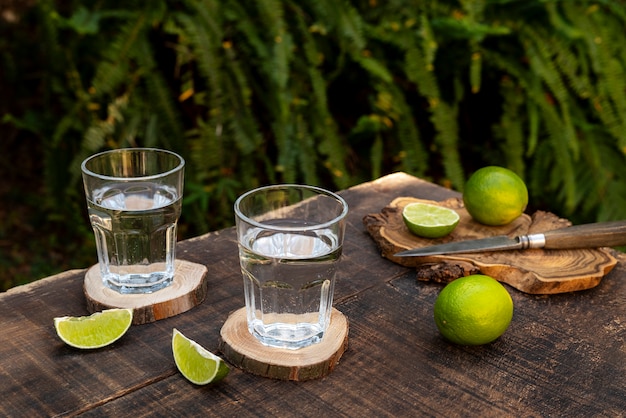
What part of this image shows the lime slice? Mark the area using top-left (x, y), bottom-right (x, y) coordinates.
top-left (172, 328), bottom-right (230, 385)
top-left (54, 308), bottom-right (133, 349)
top-left (402, 202), bottom-right (460, 238)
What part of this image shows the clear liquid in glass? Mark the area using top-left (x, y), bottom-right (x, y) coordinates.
top-left (239, 226), bottom-right (341, 350)
top-left (87, 181), bottom-right (181, 294)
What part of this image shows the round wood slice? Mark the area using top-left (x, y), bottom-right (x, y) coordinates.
top-left (363, 197), bottom-right (618, 294)
top-left (219, 307), bottom-right (349, 381)
top-left (84, 260), bottom-right (208, 324)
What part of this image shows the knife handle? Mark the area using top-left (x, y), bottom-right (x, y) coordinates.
top-left (543, 220), bottom-right (626, 249)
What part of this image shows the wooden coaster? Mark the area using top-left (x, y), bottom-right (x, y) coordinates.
top-left (84, 260), bottom-right (208, 324)
top-left (219, 307), bottom-right (349, 381)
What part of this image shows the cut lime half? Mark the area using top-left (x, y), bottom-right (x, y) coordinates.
top-left (54, 308), bottom-right (133, 349)
top-left (402, 202), bottom-right (460, 238)
top-left (172, 328), bottom-right (230, 385)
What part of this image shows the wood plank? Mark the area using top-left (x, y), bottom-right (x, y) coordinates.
top-left (56, 260), bottom-right (626, 417)
top-left (1, 173), bottom-right (624, 417)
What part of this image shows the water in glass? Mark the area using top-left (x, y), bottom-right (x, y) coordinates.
top-left (88, 181), bottom-right (181, 294)
top-left (239, 223), bottom-right (341, 350)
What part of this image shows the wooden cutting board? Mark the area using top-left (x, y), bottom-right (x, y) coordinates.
top-left (363, 197), bottom-right (618, 294)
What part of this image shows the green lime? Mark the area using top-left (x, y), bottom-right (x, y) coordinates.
top-left (402, 202), bottom-right (460, 238)
top-left (433, 275), bottom-right (514, 346)
top-left (172, 328), bottom-right (230, 385)
top-left (463, 166), bottom-right (528, 226)
top-left (54, 308), bottom-right (133, 349)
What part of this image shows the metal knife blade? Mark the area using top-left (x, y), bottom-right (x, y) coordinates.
top-left (394, 235), bottom-right (529, 257)
top-left (393, 220), bottom-right (626, 257)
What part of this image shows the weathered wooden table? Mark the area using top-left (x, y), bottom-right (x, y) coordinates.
top-left (1, 173), bottom-right (625, 417)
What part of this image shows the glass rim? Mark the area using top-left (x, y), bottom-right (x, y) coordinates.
top-left (234, 184), bottom-right (349, 232)
top-left (81, 148), bottom-right (185, 182)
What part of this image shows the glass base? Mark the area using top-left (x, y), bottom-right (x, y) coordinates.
top-left (249, 321), bottom-right (325, 350)
top-left (102, 273), bottom-right (174, 294)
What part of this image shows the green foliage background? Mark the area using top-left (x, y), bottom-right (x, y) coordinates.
top-left (1, 0), bottom-right (625, 289)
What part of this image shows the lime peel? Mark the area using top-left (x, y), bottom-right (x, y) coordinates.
top-left (172, 328), bottom-right (230, 385)
top-left (54, 308), bottom-right (133, 349)
top-left (433, 275), bottom-right (514, 346)
top-left (463, 166), bottom-right (528, 226)
top-left (402, 202), bottom-right (460, 238)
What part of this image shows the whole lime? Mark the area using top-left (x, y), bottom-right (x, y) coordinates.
top-left (433, 275), bottom-right (514, 346)
top-left (463, 166), bottom-right (528, 226)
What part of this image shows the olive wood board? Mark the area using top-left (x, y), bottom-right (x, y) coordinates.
top-left (219, 307), bottom-right (349, 381)
top-left (363, 197), bottom-right (618, 294)
top-left (84, 259), bottom-right (208, 324)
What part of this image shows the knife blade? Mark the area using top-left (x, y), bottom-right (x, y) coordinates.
top-left (394, 220), bottom-right (626, 257)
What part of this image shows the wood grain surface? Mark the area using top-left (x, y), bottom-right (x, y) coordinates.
top-left (219, 307), bottom-right (348, 381)
top-left (363, 197), bottom-right (617, 294)
top-left (1, 173), bottom-right (624, 417)
top-left (84, 260), bottom-right (208, 324)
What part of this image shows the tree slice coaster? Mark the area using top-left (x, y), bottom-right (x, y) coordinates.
top-left (219, 307), bottom-right (349, 381)
top-left (363, 197), bottom-right (618, 294)
top-left (84, 260), bottom-right (208, 324)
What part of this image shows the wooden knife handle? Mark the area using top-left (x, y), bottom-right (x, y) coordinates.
top-left (543, 220), bottom-right (626, 249)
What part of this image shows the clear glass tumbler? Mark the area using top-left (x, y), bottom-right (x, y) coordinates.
top-left (234, 184), bottom-right (348, 350)
top-left (81, 148), bottom-right (185, 294)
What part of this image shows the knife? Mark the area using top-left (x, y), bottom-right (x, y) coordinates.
top-left (394, 220), bottom-right (626, 257)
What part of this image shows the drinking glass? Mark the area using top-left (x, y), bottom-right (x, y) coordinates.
top-left (81, 148), bottom-right (185, 294)
top-left (234, 184), bottom-right (348, 350)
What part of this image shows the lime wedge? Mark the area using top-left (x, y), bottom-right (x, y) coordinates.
top-left (402, 202), bottom-right (460, 238)
top-left (172, 328), bottom-right (230, 385)
top-left (54, 308), bottom-right (133, 349)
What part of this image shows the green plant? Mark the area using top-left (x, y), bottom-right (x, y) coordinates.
top-left (358, 0), bottom-right (626, 222)
top-left (1, 0), bottom-right (625, 286)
